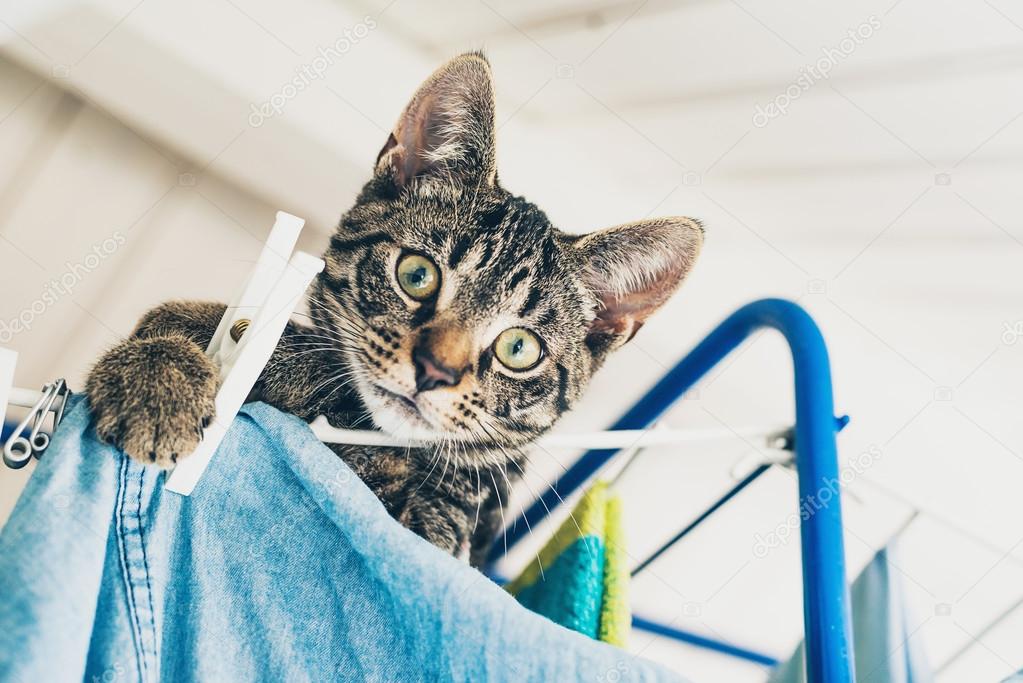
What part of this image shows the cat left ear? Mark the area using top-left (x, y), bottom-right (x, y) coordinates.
top-left (574, 217), bottom-right (704, 348)
top-left (375, 52), bottom-right (497, 190)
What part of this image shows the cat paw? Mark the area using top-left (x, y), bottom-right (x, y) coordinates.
top-left (87, 335), bottom-right (218, 468)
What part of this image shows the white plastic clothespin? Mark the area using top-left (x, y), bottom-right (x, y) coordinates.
top-left (0, 348), bottom-right (16, 430)
top-left (165, 212), bottom-right (324, 496)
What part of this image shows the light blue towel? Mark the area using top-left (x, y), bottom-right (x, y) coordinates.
top-left (0, 396), bottom-right (685, 682)
top-left (768, 544), bottom-right (933, 683)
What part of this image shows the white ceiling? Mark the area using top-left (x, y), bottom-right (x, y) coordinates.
top-left (1, 0), bottom-right (1022, 680)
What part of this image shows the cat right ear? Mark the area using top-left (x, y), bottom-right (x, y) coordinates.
top-left (375, 52), bottom-right (497, 190)
top-left (574, 217), bottom-right (704, 351)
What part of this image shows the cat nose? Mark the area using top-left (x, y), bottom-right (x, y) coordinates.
top-left (413, 346), bottom-right (462, 392)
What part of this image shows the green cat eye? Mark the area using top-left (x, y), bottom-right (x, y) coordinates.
top-left (395, 253), bottom-right (440, 301)
top-left (493, 327), bottom-right (544, 371)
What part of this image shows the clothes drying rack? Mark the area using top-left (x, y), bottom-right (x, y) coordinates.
top-left (0, 214), bottom-right (855, 681)
top-left (486, 298), bottom-right (856, 683)
top-left (0, 298), bottom-right (855, 681)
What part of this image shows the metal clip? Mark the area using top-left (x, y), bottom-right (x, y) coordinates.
top-left (3, 379), bottom-right (69, 468)
top-left (727, 427), bottom-right (796, 480)
top-left (4, 383), bottom-right (52, 468)
top-left (52, 379), bottom-right (71, 429)
top-left (29, 378), bottom-right (67, 459)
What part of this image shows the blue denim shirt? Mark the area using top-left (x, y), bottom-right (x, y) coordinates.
top-left (0, 397), bottom-right (684, 682)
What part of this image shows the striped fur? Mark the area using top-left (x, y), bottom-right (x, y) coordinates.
top-left (85, 53), bottom-right (703, 564)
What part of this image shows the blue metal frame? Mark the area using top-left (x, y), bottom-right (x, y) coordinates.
top-left (630, 463), bottom-right (771, 577)
top-left (488, 299), bottom-right (855, 682)
top-left (631, 616), bottom-right (780, 667)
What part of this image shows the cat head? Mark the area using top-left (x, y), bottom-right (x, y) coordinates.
top-left (309, 53), bottom-right (702, 460)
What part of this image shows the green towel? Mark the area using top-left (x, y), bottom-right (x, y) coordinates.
top-left (505, 482), bottom-right (630, 646)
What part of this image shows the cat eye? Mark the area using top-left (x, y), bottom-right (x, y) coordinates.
top-left (395, 253), bottom-right (440, 301)
top-left (492, 327), bottom-right (544, 371)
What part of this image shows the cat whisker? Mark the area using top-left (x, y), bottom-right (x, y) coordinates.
top-left (304, 293), bottom-right (368, 322)
top-left (449, 429), bottom-right (488, 539)
top-left (522, 441), bottom-right (571, 475)
top-left (503, 452), bottom-right (595, 563)
top-left (278, 347), bottom-right (343, 363)
top-left (346, 411), bottom-right (374, 429)
top-left (315, 375), bottom-right (359, 409)
top-left (282, 339), bottom-right (344, 348)
top-left (471, 463), bottom-right (483, 535)
top-left (292, 307), bottom-right (367, 339)
top-left (474, 417), bottom-right (594, 563)
top-left (295, 322), bottom-right (364, 345)
top-left (292, 307), bottom-right (362, 329)
top-left (433, 437), bottom-right (452, 493)
top-left (492, 463), bottom-right (545, 582)
top-left (287, 333), bottom-right (361, 357)
top-left (304, 366), bottom-right (362, 402)
top-left (302, 301), bottom-right (371, 340)
top-left (411, 444), bottom-right (444, 495)
top-left (294, 323), bottom-right (362, 339)
top-left (487, 469), bottom-right (511, 569)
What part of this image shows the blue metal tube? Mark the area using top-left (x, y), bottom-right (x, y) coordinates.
top-left (630, 463), bottom-right (771, 577)
top-left (632, 616), bottom-right (780, 667)
top-left (489, 299), bottom-right (854, 682)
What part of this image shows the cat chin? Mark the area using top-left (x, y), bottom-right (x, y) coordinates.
top-left (364, 394), bottom-right (449, 443)
top-left (368, 393), bottom-right (518, 469)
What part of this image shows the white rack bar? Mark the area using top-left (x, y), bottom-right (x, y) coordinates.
top-left (6, 387), bottom-right (66, 415)
top-left (308, 416), bottom-right (789, 450)
top-left (0, 349), bottom-right (16, 423)
top-left (6, 388), bottom-right (788, 451)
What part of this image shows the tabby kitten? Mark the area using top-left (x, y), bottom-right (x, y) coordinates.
top-left (86, 53), bottom-right (703, 566)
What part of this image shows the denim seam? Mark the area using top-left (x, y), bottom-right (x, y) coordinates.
top-left (115, 456), bottom-right (148, 682)
top-left (135, 467), bottom-right (159, 672)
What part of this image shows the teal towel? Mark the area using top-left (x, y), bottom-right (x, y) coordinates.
top-left (505, 482), bottom-right (631, 646)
